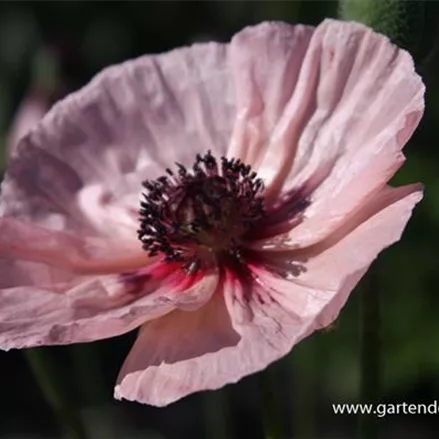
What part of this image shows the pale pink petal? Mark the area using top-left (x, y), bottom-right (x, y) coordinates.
top-left (0, 217), bottom-right (153, 282)
top-left (254, 183), bottom-right (421, 280)
top-left (226, 22), bottom-right (314, 164)
top-left (1, 42), bottom-right (235, 237)
top-left (0, 260), bottom-right (219, 350)
top-left (115, 289), bottom-right (241, 406)
top-left (0, 231), bottom-right (160, 343)
top-left (115, 185), bottom-right (420, 406)
top-left (237, 19), bottom-right (423, 249)
top-left (0, 214), bottom-right (218, 351)
top-left (254, 185), bottom-right (423, 331)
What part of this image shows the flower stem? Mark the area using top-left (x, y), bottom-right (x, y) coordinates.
top-left (258, 368), bottom-right (284, 439)
top-left (358, 271), bottom-right (381, 439)
top-left (292, 338), bottom-right (318, 439)
top-left (70, 344), bottom-right (107, 404)
top-left (24, 348), bottom-right (88, 439)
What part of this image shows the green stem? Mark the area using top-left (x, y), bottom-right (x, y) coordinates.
top-left (292, 338), bottom-right (319, 439)
top-left (70, 344), bottom-right (107, 405)
top-left (70, 344), bottom-right (117, 439)
top-left (358, 272), bottom-right (381, 439)
top-left (24, 348), bottom-right (88, 439)
top-left (258, 368), bottom-right (284, 439)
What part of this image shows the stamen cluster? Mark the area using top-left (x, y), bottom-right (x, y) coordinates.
top-left (138, 151), bottom-right (265, 265)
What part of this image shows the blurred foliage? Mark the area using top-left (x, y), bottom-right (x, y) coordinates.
top-left (1, 1), bottom-right (439, 439)
top-left (339, 0), bottom-right (425, 54)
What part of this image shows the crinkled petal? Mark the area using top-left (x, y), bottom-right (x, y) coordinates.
top-left (115, 289), bottom-right (241, 406)
top-left (114, 184), bottom-right (421, 406)
top-left (3, 20), bottom-right (423, 247)
top-left (0, 261), bottom-right (219, 350)
top-left (254, 185), bottom-right (422, 331)
top-left (0, 217), bottom-right (152, 285)
top-left (226, 22), bottom-right (314, 165)
top-left (1, 42), bottom-right (235, 237)
top-left (231, 19), bottom-right (423, 249)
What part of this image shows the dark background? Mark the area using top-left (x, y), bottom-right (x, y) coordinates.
top-left (1, 1), bottom-right (439, 438)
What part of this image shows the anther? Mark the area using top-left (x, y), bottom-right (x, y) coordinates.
top-left (138, 151), bottom-right (265, 265)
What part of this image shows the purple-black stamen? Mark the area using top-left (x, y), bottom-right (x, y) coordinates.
top-left (138, 151), bottom-right (265, 267)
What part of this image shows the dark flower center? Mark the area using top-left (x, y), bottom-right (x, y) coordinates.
top-left (138, 151), bottom-right (265, 270)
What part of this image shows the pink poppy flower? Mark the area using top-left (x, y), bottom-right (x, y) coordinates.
top-left (0, 19), bottom-right (424, 406)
